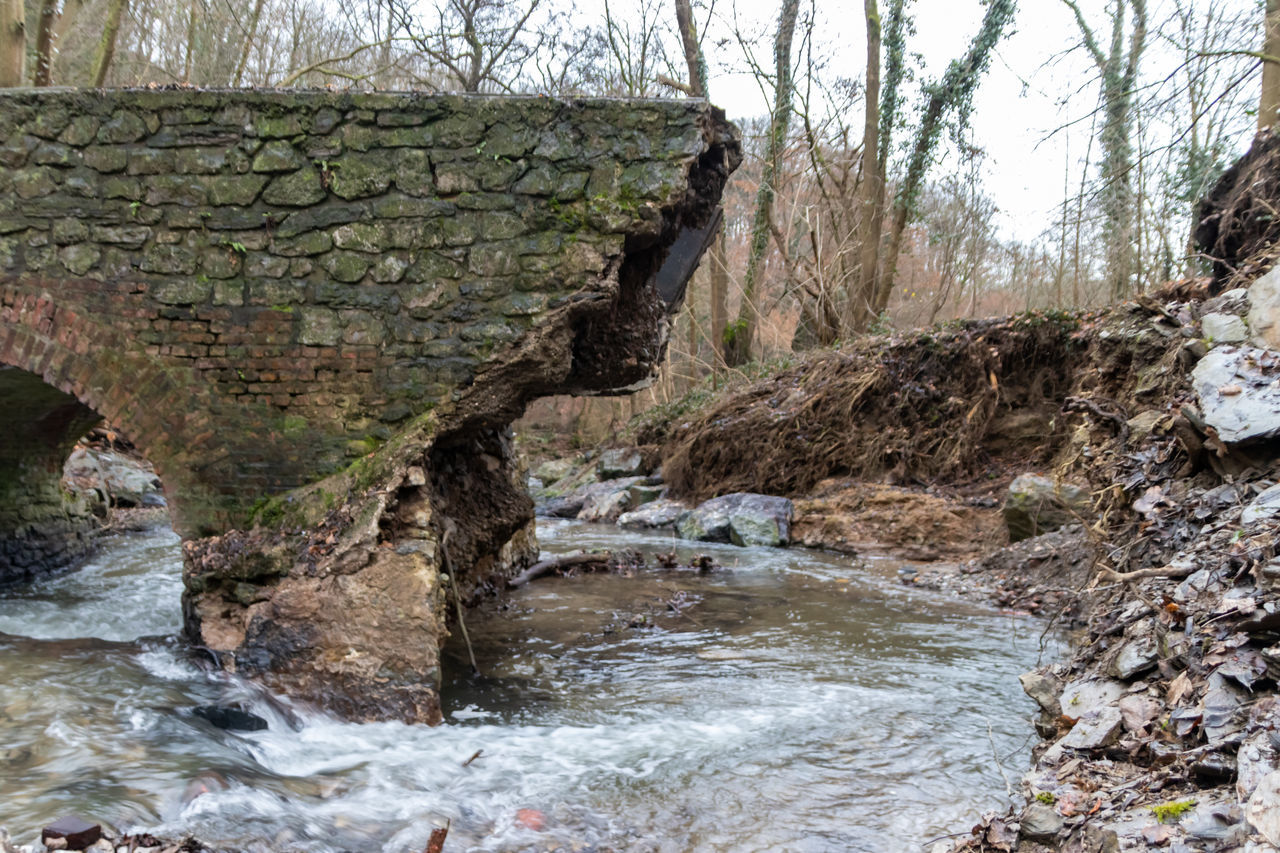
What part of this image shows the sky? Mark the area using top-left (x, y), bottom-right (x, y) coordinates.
top-left (689, 0), bottom-right (1263, 242)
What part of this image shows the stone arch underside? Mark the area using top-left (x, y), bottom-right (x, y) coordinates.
top-left (0, 88), bottom-right (739, 720)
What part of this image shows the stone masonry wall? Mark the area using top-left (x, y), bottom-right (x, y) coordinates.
top-left (0, 89), bottom-right (734, 540)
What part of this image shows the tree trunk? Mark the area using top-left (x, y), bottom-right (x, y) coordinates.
top-left (0, 0), bottom-right (25, 87)
top-left (873, 0), bottom-right (1015, 316)
top-left (1263, 0), bottom-right (1280, 130)
top-left (33, 0), bottom-right (58, 85)
top-left (90, 0), bottom-right (128, 86)
top-left (853, 0), bottom-right (881, 330)
top-left (233, 0), bottom-right (267, 85)
top-left (725, 0), bottom-right (800, 367)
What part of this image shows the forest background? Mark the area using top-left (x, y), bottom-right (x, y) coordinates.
top-left (0, 0), bottom-right (1268, 441)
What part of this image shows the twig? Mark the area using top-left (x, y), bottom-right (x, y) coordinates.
top-left (461, 749), bottom-right (483, 767)
top-left (987, 721), bottom-right (1015, 800)
top-left (440, 527), bottom-right (479, 676)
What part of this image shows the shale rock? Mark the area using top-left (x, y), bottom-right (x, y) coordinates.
top-left (1191, 345), bottom-right (1280, 443)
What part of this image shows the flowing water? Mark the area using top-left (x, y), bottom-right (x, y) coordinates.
top-left (0, 519), bottom-right (1058, 852)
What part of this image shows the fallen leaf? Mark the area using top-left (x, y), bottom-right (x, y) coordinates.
top-left (1167, 671), bottom-right (1193, 705)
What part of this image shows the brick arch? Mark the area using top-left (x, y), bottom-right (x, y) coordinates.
top-left (0, 290), bottom-right (211, 538)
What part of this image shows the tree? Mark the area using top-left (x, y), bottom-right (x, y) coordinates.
top-left (1263, 0), bottom-right (1280, 130)
top-left (724, 0), bottom-right (800, 366)
top-left (673, 0), bottom-right (731, 372)
top-left (873, 0), bottom-right (1016, 317)
top-left (0, 0), bottom-right (23, 86)
top-left (854, 0), bottom-right (881, 331)
top-left (396, 0), bottom-right (548, 92)
top-left (1062, 0), bottom-right (1147, 300)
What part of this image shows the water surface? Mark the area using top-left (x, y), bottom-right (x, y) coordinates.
top-left (0, 520), bottom-right (1054, 852)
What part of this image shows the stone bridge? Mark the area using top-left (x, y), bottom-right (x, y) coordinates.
top-left (0, 89), bottom-right (737, 721)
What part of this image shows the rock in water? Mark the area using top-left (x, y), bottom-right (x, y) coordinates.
top-left (617, 499), bottom-right (689, 530)
top-left (192, 704), bottom-right (269, 731)
top-left (42, 817), bottom-right (101, 850)
top-left (1002, 473), bottom-right (1091, 542)
top-left (677, 493), bottom-right (793, 546)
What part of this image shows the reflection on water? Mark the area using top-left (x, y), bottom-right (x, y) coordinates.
top-left (0, 519), bottom-right (1055, 852)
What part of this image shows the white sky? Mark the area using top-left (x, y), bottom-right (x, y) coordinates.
top-left (691, 0), bottom-right (1262, 242)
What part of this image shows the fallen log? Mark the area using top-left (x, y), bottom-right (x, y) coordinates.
top-left (507, 553), bottom-right (611, 588)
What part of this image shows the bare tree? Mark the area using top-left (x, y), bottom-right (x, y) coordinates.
top-left (395, 0), bottom-right (548, 92)
top-left (1062, 0), bottom-right (1147, 300)
top-left (873, 0), bottom-right (1016, 318)
top-left (724, 0), bottom-right (800, 366)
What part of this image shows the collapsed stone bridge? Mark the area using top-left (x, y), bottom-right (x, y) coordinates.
top-left (0, 88), bottom-right (738, 721)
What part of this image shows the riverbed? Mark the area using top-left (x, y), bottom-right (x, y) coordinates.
top-left (0, 519), bottom-right (1057, 852)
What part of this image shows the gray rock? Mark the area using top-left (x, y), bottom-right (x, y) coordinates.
top-left (576, 477), bottom-right (643, 523)
top-left (627, 483), bottom-right (664, 507)
top-left (597, 447), bottom-right (647, 479)
top-left (618, 499), bottom-right (689, 530)
top-left (1243, 484), bottom-right (1280, 525)
top-left (1108, 631), bottom-right (1158, 679)
top-left (1203, 312), bottom-right (1250, 344)
top-left (1060, 704), bottom-right (1123, 749)
top-left (1019, 670), bottom-right (1060, 714)
top-left (1191, 346), bottom-right (1280, 444)
top-left (1203, 287), bottom-right (1250, 318)
top-left (1250, 267), bottom-right (1280, 350)
top-left (676, 493), bottom-right (793, 547)
top-left (1059, 677), bottom-right (1126, 718)
top-left (1019, 803), bottom-right (1064, 842)
top-left (1238, 731), bottom-right (1279, 800)
top-left (1003, 473), bottom-right (1092, 542)
top-left (537, 495), bottom-right (584, 518)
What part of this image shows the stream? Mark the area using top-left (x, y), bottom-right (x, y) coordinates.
top-left (0, 519), bottom-right (1057, 852)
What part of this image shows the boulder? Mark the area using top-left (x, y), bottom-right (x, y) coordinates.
top-left (532, 457), bottom-right (577, 485)
top-left (618, 499), bottom-right (690, 530)
top-left (576, 477), bottom-right (643, 523)
top-left (537, 495), bottom-right (584, 518)
top-left (597, 447), bottom-right (648, 479)
top-left (627, 482), bottom-right (665, 506)
top-left (1191, 346), bottom-right (1280, 443)
top-left (63, 447), bottom-right (163, 507)
top-left (1002, 473), bottom-right (1092, 542)
top-left (676, 493), bottom-right (793, 547)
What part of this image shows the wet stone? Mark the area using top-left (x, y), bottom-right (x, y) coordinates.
top-left (42, 817), bottom-right (101, 850)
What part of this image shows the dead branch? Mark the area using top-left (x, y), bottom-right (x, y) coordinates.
top-left (1094, 564), bottom-right (1196, 584)
top-left (507, 552), bottom-right (610, 588)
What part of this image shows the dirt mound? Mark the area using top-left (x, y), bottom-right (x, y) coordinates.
top-left (791, 479), bottom-right (1004, 561)
top-left (1196, 129), bottom-right (1280, 288)
top-left (650, 314), bottom-right (1080, 503)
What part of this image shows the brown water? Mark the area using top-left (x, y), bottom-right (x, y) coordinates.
top-left (0, 519), bottom-right (1057, 852)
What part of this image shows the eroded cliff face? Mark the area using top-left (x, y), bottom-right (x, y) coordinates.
top-left (181, 101), bottom-right (740, 723)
